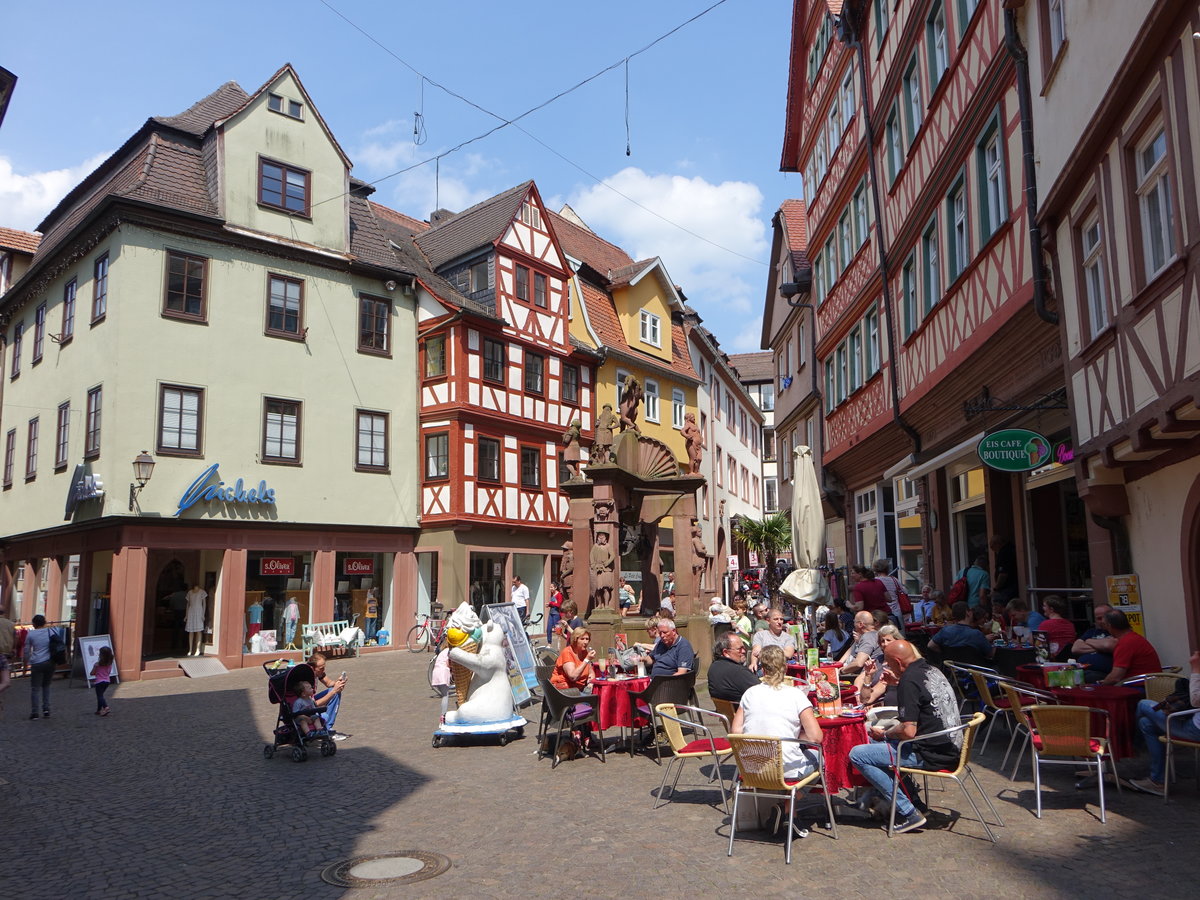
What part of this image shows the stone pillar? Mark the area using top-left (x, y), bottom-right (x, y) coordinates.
top-left (392, 539), bottom-right (417, 636)
top-left (75, 552), bottom-right (94, 637)
top-left (110, 545), bottom-right (148, 681)
top-left (0, 559), bottom-right (15, 617)
top-left (218, 548), bottom-right (247, 669)
top-left (44, 556), bottom-right (64, 622)
top-left (23, 559), bottom-right (39, 620)
top-left (672, 500), bottom-right (699, 617)
top-left (311, 550), bottom-right (336, 622)
top-left (568, 496), bottom-right (592, 613)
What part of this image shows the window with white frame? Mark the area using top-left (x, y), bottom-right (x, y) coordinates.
top-left (839, 210), bottom-right (853, 272)
top-left (716, 446), bottom-right (723, 486)
top-left (922, 220), bottom-right (940, 315)
top-left (519, 200), bottom-right (542, 229)
top-left (849, 326), bottom-right (863, 393)
top-left (816, 131), bottom-right (828, 183)
top-left (957, 0), bottom-right (980, 39)
top-left (927, 3), bottom-right (948, 86)
top-left (356, 410), bottom-right (389, 471)
top-left (760, 380), bottom-right (775, 411)
top-left (813, 250), bottom-right (826, 304)
top-left (865, 306), bottom-right (880, 375)
top-left (639, 309), bottom-right (661, 347)
top-left (836, 344), bottom-right (848, 404)
top-left (825, 236), bottom-right (837, 289)
top-left (644, 379), bottom-right (660, 423)
top-left (855, 487), bottom-right (880, 564)
top-left (672, 388), bottom-right (686, 428)
top-left (903, 57), bottom-right (923, 146)
top-left (1048, 0), bottom-right (1066, 61)
top-left (875, 0), bottom-right (890, 45)
top-left (1080, 212), bottom-right (1109, 338)
top-left (616, 369), bottom-right (630, 408)
top-left (763, 428), bottom-right (776, 462)
top-left (902, 254), bottom-right (918, 337)
top-left (825, 361), bottom-right (836, 413)
top-left (947, 177), bottom-right (968, 280)
top-left (978, 117), bottom-right (1007, 240)
top-left (886, 106), bottom-right (903, 182)
top-left (854, 182), bottom-right (869, 246)
top-left (158, 385), bottom-right (203, 455)
top-left (841, 68), bottom-right (855, 125)
top-left (828, 102), bottom-right (842, 151)
top-left (1135, 124), bottom-right (1175, 279)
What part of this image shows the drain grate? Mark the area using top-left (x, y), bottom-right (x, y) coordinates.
top-left (320, 851), bottom-right (451, 887)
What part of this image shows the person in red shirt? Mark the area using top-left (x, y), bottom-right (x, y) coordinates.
top-left (1035, 595), bottom-right (1077, 659)
top-left (850, 566), bottom-right (890, 617)
top-left (550, 628), bottom-right (595, 691)
top-left (1100, 609), bottom-right (1162, 684)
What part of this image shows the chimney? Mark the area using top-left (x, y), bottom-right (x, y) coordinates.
top-left (429, 208), bottom-right (456, 226)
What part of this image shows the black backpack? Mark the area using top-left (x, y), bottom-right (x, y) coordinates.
top-left (48, 628), bottom-right (67, 665)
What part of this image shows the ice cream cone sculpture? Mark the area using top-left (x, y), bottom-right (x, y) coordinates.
top-left (445, 603), bottom-right (484, 706)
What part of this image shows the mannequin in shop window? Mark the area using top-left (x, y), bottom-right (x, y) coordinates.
top-left (247, 599), bottom-right (263, 638)
top-left (364, 588), bottom-right (381, 644)
top-left (185, 584), bottom-right (207, 656)
top-left (283, 596), bottom-right (301, 649)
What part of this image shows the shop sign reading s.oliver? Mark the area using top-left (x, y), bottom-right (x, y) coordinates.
top-left (175, 463), bottom-right (278, 516)
top-left (260, 556), bottom-right (296, 576)
top-left (343, 557), bottom-right (375, 576)
top-left (977, 429), bottom-right (1052, 473)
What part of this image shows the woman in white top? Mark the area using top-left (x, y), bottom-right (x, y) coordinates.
top-left (731, 645), bottom-right (824, 779)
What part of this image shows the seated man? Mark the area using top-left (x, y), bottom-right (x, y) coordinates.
top-left (839, 611), bottom-right (883, 676)
top-left (707, 632), bottom-right (759, 704)
top-left (849, 640), bottom-right (964, 834)
top-left (1130, 650), bottom-right (1200, 796)
top-left (1072, 603), bottom-right (1116, 683)
top-left (637, 618), bottom-right (695, 677)
top-left (1099, 609), bottom-right (1162, 685)
top-left (306, 651), bottom-right (349, 740)
top-left (927, 602), bottom-right (995, 661)
top-left (751, 603), bottom-right (771, 632)
top-left (749, 608), bottom-right (798, 671)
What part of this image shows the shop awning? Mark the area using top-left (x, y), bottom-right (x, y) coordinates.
top-left (903, 432), bottom-right (987, 481)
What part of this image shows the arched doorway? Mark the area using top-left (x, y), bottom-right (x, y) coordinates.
top-left (148, 558), bottom-right (188, 657)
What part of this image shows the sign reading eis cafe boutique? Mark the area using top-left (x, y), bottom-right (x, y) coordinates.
top-left (977, 429), bottom-right (1052, 473)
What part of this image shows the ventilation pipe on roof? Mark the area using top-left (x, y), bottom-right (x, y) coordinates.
top-left (1003, 4), bottom-right (1058, 325)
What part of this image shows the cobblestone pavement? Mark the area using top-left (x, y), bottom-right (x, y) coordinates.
top-left (3, 651), bottom-right (1197, 899)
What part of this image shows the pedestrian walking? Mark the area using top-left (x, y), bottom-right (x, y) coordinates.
top-left (91, 646), bottom-right (115, 716)
top-left (22, 614), bottom-right (55, 719)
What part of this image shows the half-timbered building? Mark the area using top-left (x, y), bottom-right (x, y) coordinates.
top-left (380, 182), bottom-right (598, 620)
top-left (780, 1), bottom-right (1086, 609)
top-left (1023, 1), bottom-right (1200, 662)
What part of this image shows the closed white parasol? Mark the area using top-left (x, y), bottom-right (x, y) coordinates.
top-left (779, 446), bottom-right (830, 613)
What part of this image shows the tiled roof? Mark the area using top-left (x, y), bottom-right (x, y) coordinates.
top-left (728, 350), bottom-right (773, 381)
top-left (0, 227), bottom-right (40, 255)
top-left (669, 321), bottom-right (699, 380)
top-left (548, 210), bottom-right (633, 275)
top-left (824, 1), bottom-right (845, 16)
top-left (414, 180), bottom-right (532, 269)
top-left (153, 82), bottom-right (250, 136)
top-left (579, 280), bottom-right (631, 354)
top-left (372, 202), bottom-right (430, 233)
top-left (780, 199), bottom-right (808, 253)
top-left (608, 258), bottom-right (656, 287)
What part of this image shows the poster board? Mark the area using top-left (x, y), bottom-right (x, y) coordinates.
top-left (77, 634), bottom-right (119, 687)
top-left (483, 602), bottom-right (537, 703)
top-left (1106, 574), bottom-right (1145, 636)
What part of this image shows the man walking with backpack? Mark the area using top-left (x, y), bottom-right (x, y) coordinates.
top-left (950, 555), bottom-right (990, 609)
top-left (22, 614), bottom-right (58, 719)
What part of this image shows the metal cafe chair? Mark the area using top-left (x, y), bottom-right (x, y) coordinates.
top-left (1162, 708), bottom-right (1200, 801)
top-left (726, 734), bottom-right (838, 865)
top-left (1025, 704), bottom-right (1119, 824)
top-left (886, 712), bottom-right (1003, 842)
top-left (538, 679), bottom-right (606, 769)
top-left (653, 704), bottom-right (732, 813)
top-left (997, 680), bottom-right (1058, 780)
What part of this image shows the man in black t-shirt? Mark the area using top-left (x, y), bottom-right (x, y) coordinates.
top-left (848, 640), bottom-right (963, 834)
top-left (707, 633), bottom-right (760, 704)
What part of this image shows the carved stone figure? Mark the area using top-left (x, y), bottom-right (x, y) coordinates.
top-left (619, 376), bottom-right (643, 433)
top-left (691, 521), bottom-right (711, 584)
top-left (561, 420), bottom-right (583, 480)
top-left (681, 411), bottom-right (705, 475)
top-left (593, 498), bottom-right (615, 523)
top-left (559, 541), bottom-right (574, 603)
top-left (590, 530), bottom-right (616, 610)
top-left (592, 404), bottom-right (617, 463)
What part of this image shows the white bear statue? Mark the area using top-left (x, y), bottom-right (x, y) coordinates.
top-left (444, 621), bottom-right (517, 725)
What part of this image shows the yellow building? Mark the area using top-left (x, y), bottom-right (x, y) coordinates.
top-left (551, 209), bottom-right (699, 464)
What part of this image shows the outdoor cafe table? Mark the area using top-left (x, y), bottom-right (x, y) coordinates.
top-left (1050, 684), bottom-right (1142, 760)
top-left (992, 645), bottom-right (1037, 678)
top-left (592, 676), bottom-right (651, 731)
top-left (816, 713), bottom-right (869, 791)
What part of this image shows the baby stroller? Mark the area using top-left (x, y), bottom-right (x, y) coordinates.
top-left (262, 661), bottom-right (337, 762)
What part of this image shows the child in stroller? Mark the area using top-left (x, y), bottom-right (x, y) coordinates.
top-left (263, 660), bottom-right (337, 762)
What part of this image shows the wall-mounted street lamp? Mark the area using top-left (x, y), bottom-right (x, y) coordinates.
top-left (128, 450), bottom-right (156, 511)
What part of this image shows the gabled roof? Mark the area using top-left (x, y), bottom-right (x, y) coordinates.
top-left (0, 227), bottom-right (41, 255)
top-left (728, 351), bottom-right (773, 382)
top-left (760, 199), bottom-right (810, 349)
top-left (414, 180), bottom-right (533, 269)
top-left (550, 209), bottom-right (633, 276)
top-left (154, 81), bottom-right (250, 136)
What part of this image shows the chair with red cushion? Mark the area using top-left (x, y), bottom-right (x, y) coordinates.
top-left (1025, 704), bottom-right (1120, 823)
top-left (726, 733), bottom-right (838, 864)
top-left (653, 704), bottom-right (732, 813)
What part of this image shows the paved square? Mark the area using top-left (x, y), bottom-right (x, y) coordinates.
top-left (4, 652), bottom-right (1197, 899)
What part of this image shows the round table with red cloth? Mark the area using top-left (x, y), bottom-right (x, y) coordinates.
top-left (1050, 685), bottom-right (1141, 760)
top-left (817, 715), bottom-right (869, 791)
top-left (593, 676), bottom-right (651, 730)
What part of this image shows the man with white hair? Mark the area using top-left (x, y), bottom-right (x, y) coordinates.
top-left (636, 618), bottom-right (694, 677)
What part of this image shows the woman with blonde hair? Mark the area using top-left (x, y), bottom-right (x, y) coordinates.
top-left (550, 627), bottom-right (596, 691)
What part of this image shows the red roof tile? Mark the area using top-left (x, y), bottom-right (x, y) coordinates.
top-left (580, 280), bottom-right (630, 354)
top-left (548, 210), bottom-right (633, 275)
top-left (0, 227), bottom-right (40, 255)
top-left (779, 199), bottom-right (808, 253)
top-left (372, 202), bottom-right (429, 233)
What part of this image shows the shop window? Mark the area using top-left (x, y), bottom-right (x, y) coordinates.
top-left (483, 338), bottom-right (506, 383)
top-left (163, 250), bottom-right (207, 321)
top-left (478, 437), bottom-right (500, 482)
top-left (158, 384), bottom-right (204, 456)
top-left (246, 551), bottom-right (313, 642)
top-left (61, 279), bottom-right (76, 342)
top-left (358, 295), bottom-right (391, 355)
top-left (524, 352), bottom-right (544, 394)
top-left (520, 446), bottom-right (541, 489)
top-left (92, 253), bottom-right (108, 322)
top-left (356, 410), bottom-right (388, 471)
top-left (263, 398), bottom-right (301, 464)
top-left (855, 488), bottom-right (879, 564)
top-left (424, 432), bottom-right (449, 480)
top-left (266, 274), bottom-right (304, 339)
top-left (894, 476), bottom-right (924, 592)
top-left (424, 335), bottom-right (446, 378)
top-left (562, 364), bottom-right (579, 404)
top-left (258, 157), bottom-right (310, 215)
top-left (25, 417), bottom-right (38, 480)
top-left (55, 402), bottom-right (70, 469)
top-left (85, 386), bottom-right (102, 458)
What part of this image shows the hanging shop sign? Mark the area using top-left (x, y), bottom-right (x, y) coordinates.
top-left (727, 555), bottom-right (740, 572)
top-left (176, 463), bottom-right (277, 516)
top-left (343, 557), bottom-right (375, 576)
top-left (64, 464), bottom-right (105, 519)
top-left (260, 556), bottom-right (296, 577)
top-left (977, 429), bottom-right (1052, 473)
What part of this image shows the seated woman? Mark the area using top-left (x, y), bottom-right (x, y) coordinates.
top-left (819, 609), bottom-right (850, 658)
top-left (928, 590), bottom-right (953, 626)
top-left (731, 645), bottom-right (824, 838)
top-left (559, 601), bottom-right (585, 642)
top-left (855, 626), bottom-right (906, 708)
top-left (550, 627), bottom-right (596, 693)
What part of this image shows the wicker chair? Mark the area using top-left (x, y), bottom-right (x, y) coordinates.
top-left (1162, 709), bottom-right (1200, 801)
top-left (997, 681), bottom-right (1058, 780)
top-left (653, 704), bottom-right (732, 813)
top-left (711, 697), bottom-right (739, 732)
top-left (1120, 672), bottom-right (1182, 703)
top-left (886, 711), bottom-right (1003, 842)
top-left (964, 669), bottom-right (1019, 756)
top-left (1025, 704), bottom-right (1120, 823)
top-left (726, 734), bottom-right (838, 864)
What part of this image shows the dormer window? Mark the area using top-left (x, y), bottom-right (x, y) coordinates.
top-left (258, 158), bottom-right (310, 215)
top-left (639, 309), bottom-right (661, 348)
top-left (519, 201), bottom-right (541, 229)
top-left (268, 93), bottom-right (303, 120)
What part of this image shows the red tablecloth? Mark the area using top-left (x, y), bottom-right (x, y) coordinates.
top-left (1016, 664), bottom-right (1084, 691)
top-left (593, 677), bottom-right (651, 730)
top-left (818, 715), bottom-right (869, 791)
top-left (1050, 685), bottom-right (1141, 760)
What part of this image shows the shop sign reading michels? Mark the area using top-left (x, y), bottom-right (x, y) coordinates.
top-left (176, 462), bottom-right (277, 516)
top-left (977, 429), bottom-right (1053, 473)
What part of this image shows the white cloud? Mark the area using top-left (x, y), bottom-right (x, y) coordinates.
top-left (0, 153), bottom-right (112, 231)
top-left (567, 167), bottom-right (769, 349)
top-left (728, 315), bottom-right (766, 353)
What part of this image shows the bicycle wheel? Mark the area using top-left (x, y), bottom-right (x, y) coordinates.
top-left (427, 655), bottom-right (438, 691)
top-left (406, 624), bottom-right (430, 653)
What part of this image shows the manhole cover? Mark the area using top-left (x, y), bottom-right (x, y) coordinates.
top-left (320, 851), bottom-right (451, 887)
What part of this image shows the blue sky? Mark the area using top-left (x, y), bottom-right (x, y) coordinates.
top-left (1, 0), bottom-right (800, 352)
